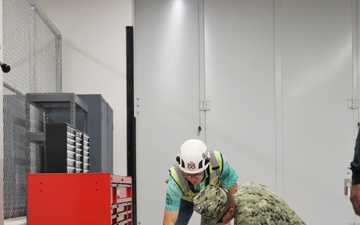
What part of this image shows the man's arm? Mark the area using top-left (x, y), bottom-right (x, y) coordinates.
top-left (163, 210), bottom-right (178, 225)
top-left (163, 176), bottom-right (183, 224)
top-left (351, 184), bottom-right (360, 216)
top-left (227, 182), bottom-right (238, 195)
top-left (219, 154), bottom-right (238, 225)
top-left (351, 127), bottom-right (360, 184)
top-left (218, 153), bottom-right (239, 191)
top-left (351, 127), bottom-right (360, 216)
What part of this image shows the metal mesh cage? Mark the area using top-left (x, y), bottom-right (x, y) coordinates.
top-left (3, 0), bottom-right (61, 219)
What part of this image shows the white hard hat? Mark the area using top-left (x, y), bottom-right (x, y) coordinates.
top-left (176, 139), bottom-right (210, 174)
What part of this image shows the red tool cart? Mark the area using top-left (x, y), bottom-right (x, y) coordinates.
top-left (27, 173), bottom-right (132, 225)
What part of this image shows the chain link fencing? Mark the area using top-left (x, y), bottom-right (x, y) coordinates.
top-left (3, 0), bottom-right (61, 219)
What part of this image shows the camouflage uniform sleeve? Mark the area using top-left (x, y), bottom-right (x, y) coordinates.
top-left (219, 154), bottom-right (239, 189)
top-left (165, 176), bottom-right (183, 211)
top-left (234, 182), bottom-right (306, 225)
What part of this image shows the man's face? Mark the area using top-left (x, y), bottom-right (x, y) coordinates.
top-left (217, 193), bottom-right (235, 224)
top-left (182, 171), bottom-right (204, 185)
top-left (217, 210), bottom-right (233, 225)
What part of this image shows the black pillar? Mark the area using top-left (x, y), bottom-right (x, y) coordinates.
top-left (126, 26), bottom-right (137, 225)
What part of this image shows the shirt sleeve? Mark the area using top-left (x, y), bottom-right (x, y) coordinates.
top-left (219, 153), bottom-right (239, 189)
top-left (164, 175), bottom-right (183, 211)
top-left (351, 127), bottom-right (360, 184)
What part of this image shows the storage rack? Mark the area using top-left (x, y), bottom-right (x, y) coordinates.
top-left (82, 134), bottom-right (90, 172)
top-left (111, 175), bottom-right (133, 224)
top-left (26, 93), bottom-right (88, 144)
top-left (45, 123), bottom-right (89, 173)
top-left (26, 93), bottom-right (113, 174)
top-left (27, 173), bottom-right (132, 225)
top-left (77, 94), bottom-right (114, 173)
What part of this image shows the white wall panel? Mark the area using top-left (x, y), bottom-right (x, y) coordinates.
top-left (135, 0), bottom-right (358, 224)
top-left (281, 1), bottom-right (355, 224)
top-left (204, 0), bottom-right (277, 190)
top-left (135, 1), bottom-right (203, 224)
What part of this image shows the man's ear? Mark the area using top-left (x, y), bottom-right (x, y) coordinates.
top-left (229, 207), bottom-right (236, 217)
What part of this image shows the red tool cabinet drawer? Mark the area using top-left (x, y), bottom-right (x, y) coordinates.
top-left (27, 173), bottom-right (132, 225)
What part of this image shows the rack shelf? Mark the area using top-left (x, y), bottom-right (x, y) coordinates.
top-left (45, 123), bottom-right (90, 173)
top-left (26, 93), bottom-right (89, 143)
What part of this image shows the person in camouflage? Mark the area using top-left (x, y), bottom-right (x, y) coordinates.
top-left (193, 182), bottom-right (306, 225)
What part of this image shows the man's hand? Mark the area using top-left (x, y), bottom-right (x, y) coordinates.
top-left (350, 184), bottom-right (360, 216)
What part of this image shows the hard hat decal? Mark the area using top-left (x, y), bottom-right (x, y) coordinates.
top-left (187, 161), bottom-right (196, 170)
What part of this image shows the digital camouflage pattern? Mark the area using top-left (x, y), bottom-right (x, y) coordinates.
top-left (193, 182), bottom-right (306, 225)
top-left (234, 182), bottom-right (306, 225)
top-left (193, 185), bottom-right (227, 223)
